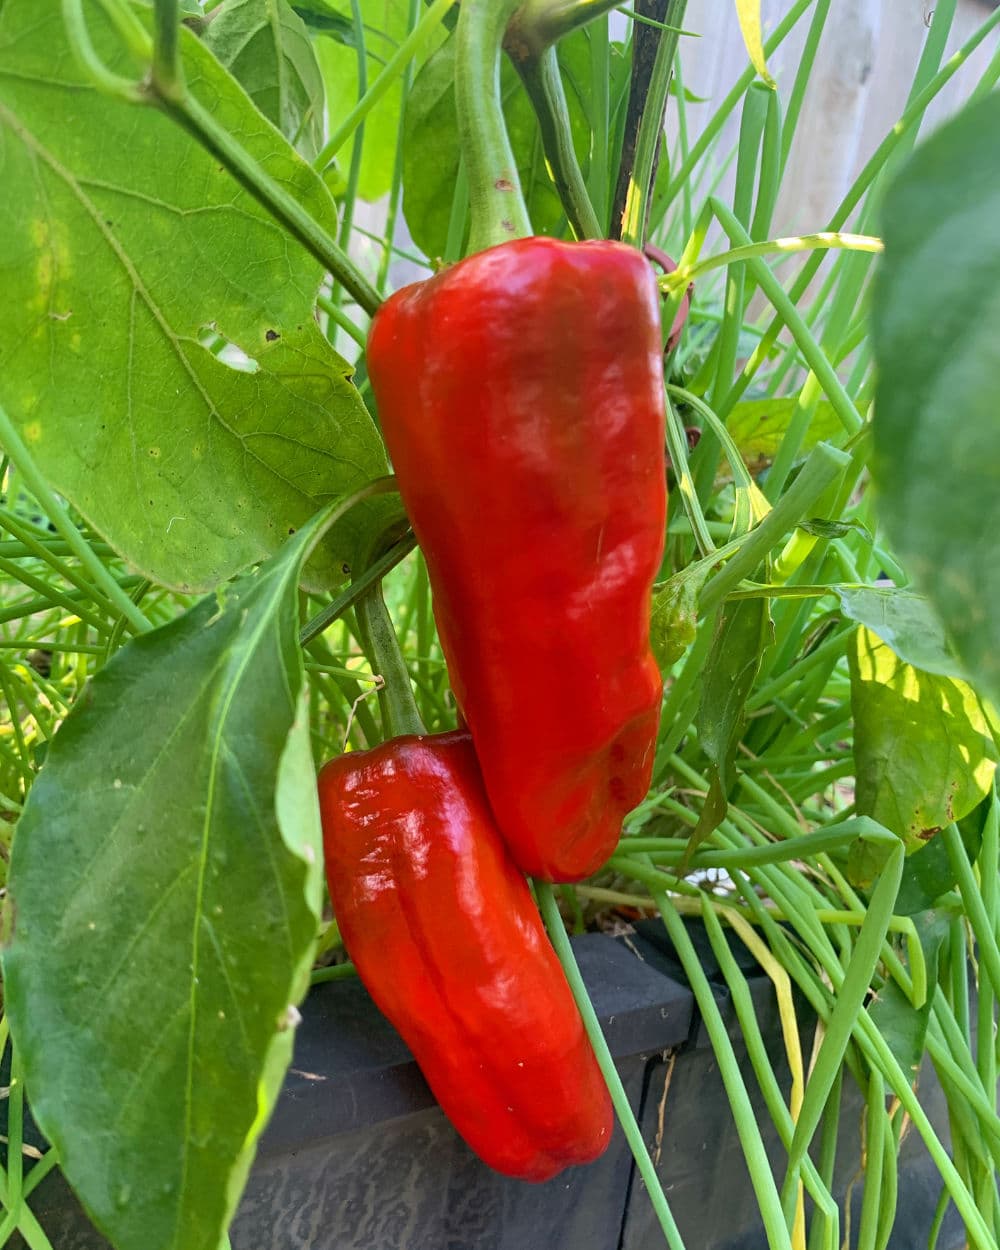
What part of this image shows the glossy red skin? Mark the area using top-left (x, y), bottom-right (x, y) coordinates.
top-left (367, 237), bottom-right (667, 881)
top-left (318, 731), bottom-right (614, 1182)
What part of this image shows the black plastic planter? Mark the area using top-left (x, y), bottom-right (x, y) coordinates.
top-left (9, 929), bottom-right (964, 1250)
top-left (11, 935), bottom-right (693, 1250)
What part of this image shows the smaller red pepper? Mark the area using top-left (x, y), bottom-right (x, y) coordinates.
top-left (318, 730), bottom-right (613, 1181)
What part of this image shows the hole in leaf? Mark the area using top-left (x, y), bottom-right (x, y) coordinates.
top-left (197, 323), bottom-right (259, 374)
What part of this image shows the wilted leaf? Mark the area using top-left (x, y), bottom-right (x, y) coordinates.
top-left (0, 2), bottom-right (388, 592)
top-left (873, 92), bottom-right (1000, 709)
top-left (849, 626), bottom-right (996, 851)
top-left (734, 0), bottom-right (775, 87)
top-left (3, 518), bottom-right (328, 1250)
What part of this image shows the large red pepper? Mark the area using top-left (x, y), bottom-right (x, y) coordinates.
top-left (367, 237), bottom-right (667, 881)
top-left (318, 730), bottom-right (613, 1181)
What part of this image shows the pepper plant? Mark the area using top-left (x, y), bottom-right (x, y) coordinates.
top-left (1, 2), bottom-right (1000, 1250)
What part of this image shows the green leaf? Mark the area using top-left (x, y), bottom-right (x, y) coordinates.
top-left (292, 2), bottom-right (355, 41)
top-left (650, 562), bottom-right (710, 670)
top-left (868, 980), bottom-right (932, 1076)
top-left (846, 831), bottom-right (897, 890)
top-left (401, 30), bottom-right (591, 259)
top-left (723, 398), bottom-right (842, 479)
top-left (0, 2), bottom-right (387, 593)
top-left (203, 0), bottom-right (326, 160)
top-left (869, 907), bottom-right (948, 1072)
top-left (691, 597), bottom-right (772, 848)
top-left (849, 626), bottom-right (996, 851)
top-left (798, 517), bottom-right (872, 543)
top-left (837, 586), bottom-right (966, 681)
top-left (873, 92), bottom-right (1000, 710)
top-left (2, 517), bottom-right (327, 1250)
top-left (734, 0), bottom-right (775, 87)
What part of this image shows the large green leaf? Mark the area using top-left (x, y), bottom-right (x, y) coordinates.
top-left (203, 0), bottom-right (326, 160)
top-left (849, 626), bottom-right (996, 851)
top-left (836, 585), bottom-right (966, 681)
top-left (2, 519), bottom-right (327, 1250)
top-left (401, 30), bottom-right (591, 259)
top-left (0, 1), bottom-right (387, 593)
top-left (872, 92), bottom-right (1000, 708)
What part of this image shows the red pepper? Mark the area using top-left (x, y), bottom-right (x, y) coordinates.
top-left (367, 237), bottom-right (667, 881)
top-left (318, 730), bottom-right (614, 1181)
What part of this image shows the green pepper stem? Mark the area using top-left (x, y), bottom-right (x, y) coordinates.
top-left (455, 0), bottom-right (532, 252)
top-left (352, 525), bottom-right (425, 739)
top-left (507, 0), bottom-right (620, 56)
top-left (355, 585), bottom-right (425, 738)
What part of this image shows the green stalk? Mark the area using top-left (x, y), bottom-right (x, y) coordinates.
top-left (663, 0), bottom-right (814, 207)
top-left (658, 897), bottom-right (794, 1249)
top-left (509, 48), bottom-right (600, 239)
top-left (299, 535), bottom-right (417, 648)
top-left (354, 568), bottom-right (424, 739)
top-left (587, 12), bottom-right (611, 230)
top-left (701, 899), bottom-right (840, 1236)
top-left (977, 793), bottom-right (999, 1097)
top-left (807, 1070), bottom-right (842, 1250)
top-left (709, 201), bottom-right (864, 437)
top-left (456, 0), bottom-right (532, 252)
top-left (699, 441), bottom-right (850, 613)
top-left (329, 0), bottom-right (367, 316)
top-left (856, 1072), bottom-right (886, 1250)
top-left (508, 0), bottom-right (620, 49)
top-left (535, 883), bottom-right (688, 1250)
top-left (151, 0), bottom-right (183, 100)
top-left (779, 0), bottom-right (830, 173)
top-left (0, 404), bottom-right (151, 635)
top-left (377, 0), bottom-right (421, 294)
top-left (315, 0), bottom-right (458, 167)
top-left (943, 821), bottom-right (1000, 1005)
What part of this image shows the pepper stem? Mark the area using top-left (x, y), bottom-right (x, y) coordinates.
top-left (353, 522), bottom-right (425, 739)
top-left (355, 580), bottom-right (425, 739)
top-left (455, 0), bottom-right (532, 252)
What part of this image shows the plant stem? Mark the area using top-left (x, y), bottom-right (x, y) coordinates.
top-left (509, 0), bottom-right (620, 52)
top-left (700, 442), bottom-right (851, 613)
top-left (614, 0), bottom-right (688, 245)
top-left (152, 0), bottom-right (183, 100)
top-left (354, 566), bottom-right (424, 739)
top-left (508, 48), bottom-right (600, 239)
top-left (536, 883), bottom-right (688, 1250)
top-left (315, 0), bottom-right (458, 168)
top-left (299, 534), bottom-right (417, 647)
top-left (0, 404), bottom-right (152, 634)
top-left (456, 0), bottom-right (532, 251)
